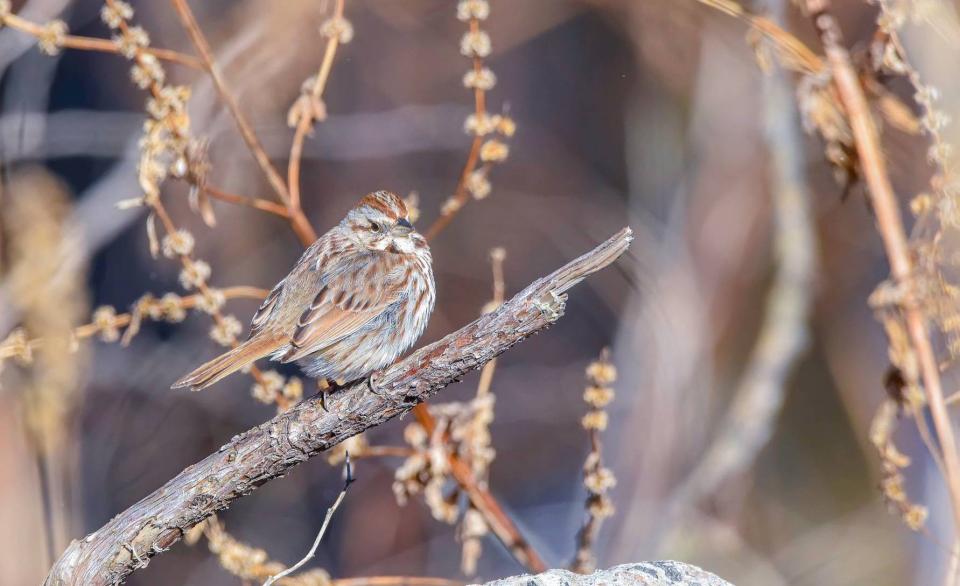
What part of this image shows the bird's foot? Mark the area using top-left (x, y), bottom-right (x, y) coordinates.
top-left (317, 378), bottom-right (338, 413)
top-left (368, 369), bottom-right (387, 396)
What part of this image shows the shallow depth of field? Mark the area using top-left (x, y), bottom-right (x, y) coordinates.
top-left (4, 0), bottom-right (960, 584)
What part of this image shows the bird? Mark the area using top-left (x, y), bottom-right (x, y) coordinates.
top-left (172, 190), bottom-right (435, 393)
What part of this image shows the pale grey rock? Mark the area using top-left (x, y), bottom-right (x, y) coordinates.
top-left (479, 562), bottom-right (733, 586)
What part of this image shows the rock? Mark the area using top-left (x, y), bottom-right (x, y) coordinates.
top-left (479, 561), bottom-right (733, 586)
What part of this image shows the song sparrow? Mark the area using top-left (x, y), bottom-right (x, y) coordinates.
top-left (173, 190), bottom-right (435, 391)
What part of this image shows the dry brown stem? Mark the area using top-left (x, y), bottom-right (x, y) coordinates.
top-left (168, 0), bottom-right (318, 245)
top-left (1, 13), bottom-right (202, 69)
top-left (287, 0), bottom-right (346, 216)
top-left (0, 286), bottom-right (267, 361)
top-left (694, 0), bottom-right (822, 74)
top-left (202, 185), bottom-right (291, 218)
top-left (571, 349), bottom-right (617, 574)
top-left (424, 16), bottom-right (491, 242)
top-left (43, 227), bottom-right (631, 585)
top-left (804, 0), bottom-right (960, 536)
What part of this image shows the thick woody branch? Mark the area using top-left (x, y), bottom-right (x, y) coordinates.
top-left (44, 227), bottom-right (633, 586)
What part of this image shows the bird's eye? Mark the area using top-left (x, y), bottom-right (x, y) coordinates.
top-left (369, 221), bottom-right (381, 232)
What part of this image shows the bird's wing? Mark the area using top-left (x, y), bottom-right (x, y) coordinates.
top-left (247, 278), bottom-right (285, 339)
top-left (280, 255), bottom-right (407, 362)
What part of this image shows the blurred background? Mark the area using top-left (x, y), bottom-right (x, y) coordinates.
top-left (2, 0), bottom-right (959, 584)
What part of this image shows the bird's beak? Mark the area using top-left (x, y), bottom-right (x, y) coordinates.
top-left (393, 218), bottom-right (414, 236)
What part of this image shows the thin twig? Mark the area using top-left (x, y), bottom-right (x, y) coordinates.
top-left (283, 0), bottom-right (347, 245)
top-left (202, 185), bottom-right (291, 218)
top-left (571, 348), bottom-right (617, 574)
top-left (409, 267), bottom-right (542, 566)
top-left (288, 0), bottom-right (345, 212)
top-left (353, 445), bottom-right (414, 459)
top-left (475, 248), bottom-right (506, 399)
top-left (43, 227), bottom-right (631, 585)
top-left (804, 0), bottom-right (960, 535)
top-left (263, 456), bottom-right (355, 586)
top-left (691, 0), bottom-right (822, 74)
top-left (424, 17), bottom-right (490, 241)
top-left (1, 13), bottom-right (203, 69)
top-left (167, 0), bottom-right (296, 215)
top-left (1, 286), bottom-right (267, 359)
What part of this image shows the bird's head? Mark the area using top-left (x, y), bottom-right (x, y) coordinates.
top-left (343, 190), bottom-right (424, 254)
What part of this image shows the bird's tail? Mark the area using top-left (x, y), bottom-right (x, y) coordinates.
top-left (172, 333), bottom-right (285, 391)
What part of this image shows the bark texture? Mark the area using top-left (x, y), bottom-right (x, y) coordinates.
top-left (480, 562), bottom-right (733, 586)
top-left (45, 227), bottom-right (632, 585)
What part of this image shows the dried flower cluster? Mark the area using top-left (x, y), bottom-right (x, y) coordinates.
top-left (869, 396), bottom-right (929, 531)
top-left (571, 349), bottom-right (617, 574)
top-left (287, 3), bottom-right (354, 133)
top-left (100, 1), bottom-right (287, 404)
top-left (698, 0), bottom-right (960, 540)
top-left (430, 0), bottom-right (515, 235)
top-left (711, 0), bottom-right (918, 194)
top-left (391, 392), bottom-right (498, 574)
top-left (867, 0), bottom-right (960, 366)
top-left (186, 516), bottom-right (333, 586)
top-left (393, 249), bottom-right (506, 575)
top-left (251, 370), bottom-right (304, 411)
top-left (0, 287), bottom-right (267, 367)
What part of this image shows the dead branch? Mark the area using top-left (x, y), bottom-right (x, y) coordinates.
top-left (43, 227), bottom-right (632, 586)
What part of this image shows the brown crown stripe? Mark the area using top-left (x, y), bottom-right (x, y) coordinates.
top-left (356, 191), bottom-right (407, 220)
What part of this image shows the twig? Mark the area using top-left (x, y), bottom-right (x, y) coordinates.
top-left (202, 185), bottom-right (291, 218)
top-left (692, 0), bottom-right (822, 74)
top-left (424, 15), bottom-right (493, 242)
top-left (352, 445), bottom-right (414, 459)
top-left (1, 286), bottom-right (267, 360)
top-left (0, 13), bottom-right (203, 69)
top-left (43, 227), bottom-right (632, 585)
top-left (412, 5), bottom-right (531, 566)
top-left (287, 0), bottom-right (347, 216)
top-left (409, 265), bottom-right (539, 567)
top-left (168, 0), bottom-right (309, 244)
top-left (804, 0), bottom-right (960, 535)
top-left (475, 248), bottom-right (506, 399)
top-left (262, 455), bottom-right (355, 586)
top-left (571, 349), bottom-right (617, 574)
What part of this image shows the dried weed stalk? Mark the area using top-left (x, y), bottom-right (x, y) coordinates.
top-left (571, 349), bottom-right (617, 575)
top-left (285, 0), bottom-right (351, 243)
top-left (799, 0), bottom-right (960, 536)
top-left (407, 0), bottom-right (540, 572)
top-left (394, 248), bottom-right (506, 576)
top-left (424, 0), bottom-right (516, 240)
top-left (0, 1), bottom-right (200, 67)
top-left (1, 171), bottom-right (86, 455)
top-left (694, 0), bottom-right (960, 545)
top-left (188, 516), bottom-right (334, 586)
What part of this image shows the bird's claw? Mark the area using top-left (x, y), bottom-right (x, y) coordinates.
top-left (317, 379), bottom-right (337, 413)
top-left (368, 370), bottom-right (387, 396)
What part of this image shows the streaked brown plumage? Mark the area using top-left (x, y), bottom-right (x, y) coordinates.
top-left (173, 191), bottom-right (435, 391)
